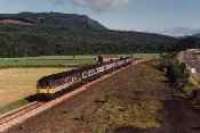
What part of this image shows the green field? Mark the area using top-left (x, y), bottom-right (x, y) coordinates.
top-left (0, 55), bottom-right (96, 68)
top-left (132, 53), bottom-right (160, 59)
top-left (0, 54), bottom-right (160, 68)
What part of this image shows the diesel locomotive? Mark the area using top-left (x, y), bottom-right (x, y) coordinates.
top-left (36, 57), bottom-right (132, 97)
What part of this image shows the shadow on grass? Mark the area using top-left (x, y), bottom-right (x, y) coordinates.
top-left (26, 73), bottom-right (104, 102)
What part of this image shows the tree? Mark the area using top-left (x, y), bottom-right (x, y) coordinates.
top-left (166, 61), bottom-right (189, 88)
top-left (97, 55), bottom-right (103, 64)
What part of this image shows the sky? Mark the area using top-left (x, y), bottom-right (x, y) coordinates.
top-left (0, 0), bottom-right (200, 35)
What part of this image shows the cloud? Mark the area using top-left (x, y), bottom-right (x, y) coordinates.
top-left (72, 0), bottom-right (128, 11)
top-left (72, 0), bottom-right (129, 11)
top-left (50, 0), bottom-right (129, 12)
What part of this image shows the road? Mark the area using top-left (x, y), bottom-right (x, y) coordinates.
top-left (182, 49), bottom-right (200, 73)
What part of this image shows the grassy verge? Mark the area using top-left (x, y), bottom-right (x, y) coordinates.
top-left (71, 61), bottom-right (166, 131)
top-left (182, 75), bottom-right (200, 96)
top-left (0, 99), bottom-right (29, 115)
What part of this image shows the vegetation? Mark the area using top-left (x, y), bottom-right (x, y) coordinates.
top-left (133, 53), bottom-right (160, 59)
top-left (0, 12), bottom-right (199, 58)
top-left (0, 55), bottom-right (96, 68)
top-left (0, 99), bottom-right (28, 115)
top-left (166, 61), bottom-right (189, 86)
top-left (0, 12), bottom-right (196, 57)
top-left (159, 53), bottom-right (190, 92)
top-left (175, 36), bottom-right (200, 51)
top-left (97, 55), bottom-right (103, 64)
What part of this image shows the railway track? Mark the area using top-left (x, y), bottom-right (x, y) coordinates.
top-left (0, 101), bottom-right (44, 126)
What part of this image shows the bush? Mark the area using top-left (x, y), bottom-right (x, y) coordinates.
top-left (159, 53), bottom-right (189, 88)
top-left (167, 62), bottom-right (187, 83)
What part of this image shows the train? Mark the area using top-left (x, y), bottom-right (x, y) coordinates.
top-left (36, 57), bottom-right (132, 98)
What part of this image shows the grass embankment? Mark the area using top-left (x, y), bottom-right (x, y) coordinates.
top-left (183, 75), bottom-right (200, 94)
top-left (0, 99), bottom-right (29, 115)
top-left (88, 61), bottom-right (165, 132)
top-left (10, 61), bottom-right (170, 133)
top-left (0, 55), bottom-right (96, 68)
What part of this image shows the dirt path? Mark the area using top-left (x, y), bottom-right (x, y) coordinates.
top-left (6, 61), bottom-right (200, 133)
top-left (163, 99), bottom-right (200, 133)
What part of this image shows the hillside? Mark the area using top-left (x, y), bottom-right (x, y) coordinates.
top-left (175, 36), bottom-right (200, 50)
top-left (0, 12), bottom-right (190, 57)
top-left (192, 33), bottom-right (200, 38)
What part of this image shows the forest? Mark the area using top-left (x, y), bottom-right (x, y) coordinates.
top-left (0, 12), bottom-right (199, 57)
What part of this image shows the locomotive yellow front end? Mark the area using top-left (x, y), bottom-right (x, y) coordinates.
top-left (37, 86), bottom-right (55, 95)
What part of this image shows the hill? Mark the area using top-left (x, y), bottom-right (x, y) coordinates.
top-left (192, 33), bottom-right (200, 38)
top-left (0, 12), bottom-right (189, 57)
top-left (174, 32), bottom-right (200, 50)
top-left (162, 27), bottom-right (200, 37)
